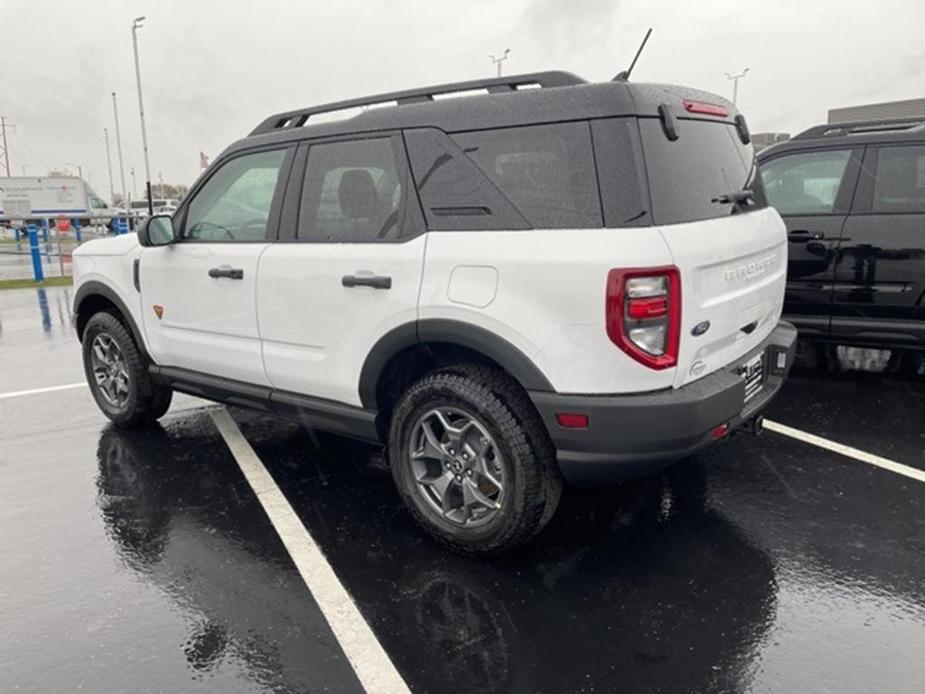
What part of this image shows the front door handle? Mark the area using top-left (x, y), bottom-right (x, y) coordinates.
top-left (342, 274), bottom-right (392, 289)
top-left (788, 229), bottom-right (824, 242)
top-left (208, 266), bottom-right (244, 280)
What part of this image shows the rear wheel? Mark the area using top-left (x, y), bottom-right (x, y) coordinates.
top-left (82, 311), bottom-right (172, 427)
top-left (388, 365), bottom-right (562, 556)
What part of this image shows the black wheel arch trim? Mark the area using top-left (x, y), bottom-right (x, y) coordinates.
top-left (358, 319), bottom-right (555, 409)
top-left (74, 281), bottom-right (151, 362)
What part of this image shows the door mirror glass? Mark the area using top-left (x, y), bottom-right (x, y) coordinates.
top-left (138, 215), bottom-right (175, 247)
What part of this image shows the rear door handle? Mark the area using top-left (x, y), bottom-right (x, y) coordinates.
top-left (788, 229), bottom-right (824, 242)
top-left (342, 274), bottom-right (392, 290)
top-left (208, 266), bottom-right (244, 280)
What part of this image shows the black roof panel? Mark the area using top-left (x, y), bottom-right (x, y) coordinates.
top-left (221, 71), bottom-right (740, 159)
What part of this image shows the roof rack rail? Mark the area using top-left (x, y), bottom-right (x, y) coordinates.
top-left (794, 118), bottom-right (925, 140)
top-left (249, 71), bottom-right (587, 136)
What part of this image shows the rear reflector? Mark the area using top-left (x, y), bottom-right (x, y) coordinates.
top-left (555, 413), bottom-right (589, 429)
top-left (711, 423), bottom-right (730, 440)
top-left (682, 99), bottom-right (729, 118)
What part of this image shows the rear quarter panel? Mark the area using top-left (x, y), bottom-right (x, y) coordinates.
top-left (419, 227), bottom-right (677, 394)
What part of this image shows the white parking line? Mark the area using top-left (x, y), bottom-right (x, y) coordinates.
top-left (765, 419), bottom-right (925, 484)
top-left (209, 408), bottom-right (410, 694)
top-left (0, 382), bottom-right (86, 400)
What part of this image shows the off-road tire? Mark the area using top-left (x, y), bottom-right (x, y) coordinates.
top-left (82, 311), bottom-right (173, 427)
top-left (388, 364), bottom-right (563, 556)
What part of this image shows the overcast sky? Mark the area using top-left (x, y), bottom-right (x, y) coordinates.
top-left (2, 0), bottom-right (923, 200)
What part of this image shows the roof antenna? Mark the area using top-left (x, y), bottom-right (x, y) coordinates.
top-left (613, 28), bottom-right (652, 81)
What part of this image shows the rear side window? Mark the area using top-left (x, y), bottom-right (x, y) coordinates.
top-left (872, 145), bottom-right (925, 213)
top-left (404, 128), bottom-right (530, 231)
top-left (452, 123), bottom-right (602, 228)
top-left (298, 138), bottom-right (403, 242)
top-left (639, 118), bottom-right (765, 226)
top-left (759, 149), bottom-right (852, 215)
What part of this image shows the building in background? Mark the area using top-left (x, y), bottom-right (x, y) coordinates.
top-left (752, 132), bottom-right (791, 151)
top-left (828, 97), bottom-right (925, 124)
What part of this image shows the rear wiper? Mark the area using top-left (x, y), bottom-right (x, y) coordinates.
top-left (711, 189), bottom-right (754, 206)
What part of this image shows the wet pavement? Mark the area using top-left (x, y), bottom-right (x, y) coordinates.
top-left (1, 285), bottom-right (924, 693)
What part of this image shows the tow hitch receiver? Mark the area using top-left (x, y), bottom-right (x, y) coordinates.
top-left (740, 414), bottom-right (765, 437)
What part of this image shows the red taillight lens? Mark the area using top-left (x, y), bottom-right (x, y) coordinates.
top-left (606, 266), bottom-right (681, 370)
top-left (682, 99), bottom-right (730, 118)
top-left (627, 296), bottom-right (669, 320)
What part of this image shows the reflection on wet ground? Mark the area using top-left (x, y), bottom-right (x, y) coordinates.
top-left (1, 284), bottom-right (924, 693)
top-left (235, 406), bottom-right (925, 694)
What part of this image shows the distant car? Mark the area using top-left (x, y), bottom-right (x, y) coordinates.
top-left (127, 199), bottom-right (179, 219)
top-left (152, 204), bottom-right (178, 216)
top-left (758, 119), bottom-right (925, 352)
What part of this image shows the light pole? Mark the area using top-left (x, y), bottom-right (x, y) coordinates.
top-left (112, 92), bottom-right (128, 208)
top-left (21, 164), bottom-right (29, 176)
top-left (130, 166), bottom-right (137, 199)
top-left (725, 67), bottom-right (750, 105)
top-left (104, 128), bottom-right (116, 205)
top-left (490, 48), bottom-right (511, 77)
top-left (131, 16), bottom-right (154, 216)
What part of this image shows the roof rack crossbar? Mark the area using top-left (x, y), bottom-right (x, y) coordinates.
top-left (794, 118), bottom-right (925, 140)
top-left (249, 71), bottom-right (586, 136)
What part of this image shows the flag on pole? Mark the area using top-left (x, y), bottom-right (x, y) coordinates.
top-left (199, 152), bottom-right (210, 170)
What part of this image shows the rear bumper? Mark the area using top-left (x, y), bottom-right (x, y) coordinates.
top-left (530, 321), bottom-right (798, 486)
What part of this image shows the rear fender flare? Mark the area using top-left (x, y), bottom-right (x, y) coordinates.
top-left (358, 319), bottom-right (554, 409)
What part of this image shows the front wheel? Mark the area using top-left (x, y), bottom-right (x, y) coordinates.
top-left (82, 311), bottom-right (172, 427)
top-left (388, 365), bottom-right (562, 556)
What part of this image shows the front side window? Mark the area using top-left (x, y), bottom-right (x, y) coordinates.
top-left (184, 149), bottom-right (285, 241)
top-left (760, 149), bottom-right (852, 215)
top-left (452, 122), bottom-right (602, 228)
top-left (298, 138), bottom-right (403, 242)
top-left (872, 145), bottom-right (925, 213)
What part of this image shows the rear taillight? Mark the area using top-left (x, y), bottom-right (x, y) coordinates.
top-left (606, 266), bottom-right (681, 370)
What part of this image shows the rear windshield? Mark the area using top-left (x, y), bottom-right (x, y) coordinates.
top-left (639, 118), bottom-right (766, 226)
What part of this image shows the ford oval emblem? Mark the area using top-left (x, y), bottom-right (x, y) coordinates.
top-left (691, 320), bottom-right (711, 337)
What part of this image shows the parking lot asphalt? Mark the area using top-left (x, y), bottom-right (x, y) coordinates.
top-left (2, 285), bottom-right (924, 693)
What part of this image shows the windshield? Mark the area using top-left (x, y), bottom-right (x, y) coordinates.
top-left (90, 196), bottom-right (108, 209)
top-left (639, 118), bottom-right (766, 226)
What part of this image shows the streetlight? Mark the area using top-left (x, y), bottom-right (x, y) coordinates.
top-left (112, 92), bottom-right (128, 208)
top-left (490, 48), bottom-right (511, 77)
top-left (725, 67), bottom-right (750, 105)
top-left (131, 16), bottom-right (154, 215)
top-left (104, 128), bottom-right (116, 206)
top-left (130, 166), bottom-right (137, 199)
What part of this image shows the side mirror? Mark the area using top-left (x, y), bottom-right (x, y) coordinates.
top-left (137, 215), bottom-right (175, 247)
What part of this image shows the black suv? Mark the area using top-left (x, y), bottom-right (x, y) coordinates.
top-left (757, 120), bottom-right (925, 353)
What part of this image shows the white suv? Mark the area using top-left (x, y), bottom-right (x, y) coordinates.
top-left (73, 71), bottom-right (796, 554)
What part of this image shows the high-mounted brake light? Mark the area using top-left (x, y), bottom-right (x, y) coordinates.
top-left (682, 100), bottom-right (729, 118)
top-left (606, 267), bottom-right (681, 370)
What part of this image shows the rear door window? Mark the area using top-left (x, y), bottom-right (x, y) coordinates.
top-left (298, 138), bottom-right (405, 242)
top-left (452, 122), bottom-right (602, 228)
top-left (639, 118), bottom-right (765, 225)
top-left (760, 149), bottom-right (853, 215)
top-left (871, 145), bottom-right (925, 213)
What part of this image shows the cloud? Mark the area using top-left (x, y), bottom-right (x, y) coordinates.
top-left (522, 0), bottom-right (618, 56)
